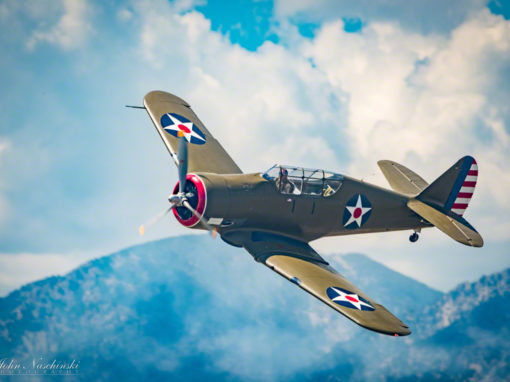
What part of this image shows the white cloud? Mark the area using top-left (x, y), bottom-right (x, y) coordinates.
top-left (302, 10), bottom-right (510, 241)
top-left (294, 10), bottom-right (510, 289)
top-left (134, 2), bottom-right (346, 173)
top-left (133, 3), bottom-right (510, 221)
top-left (2, 0), bottom-right (509, 293)
top-left (140, 4), bottom-right (510, 245)
top-left (274, 0), bottom-right (489, 34)
top-left (26, 0), bottom-right (93, 50)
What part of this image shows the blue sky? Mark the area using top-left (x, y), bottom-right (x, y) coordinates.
top-left (0, 0), bottom-right (510, 295)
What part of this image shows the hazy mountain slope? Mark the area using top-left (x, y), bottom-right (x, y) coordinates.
top-left (420, 269), bottom-right (510, 335)
top-left (412, 269), bottom-right (510, 381)
top-left (331, 253), bottom-right (442, 322)
top-left (0, 235), bottom-right (507, 381)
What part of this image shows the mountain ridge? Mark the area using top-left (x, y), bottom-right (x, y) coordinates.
top-left (0, 235), bottom-right (508, 381)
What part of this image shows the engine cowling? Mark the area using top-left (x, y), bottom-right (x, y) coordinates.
top-left (172, 173), bottom-right (207, 227)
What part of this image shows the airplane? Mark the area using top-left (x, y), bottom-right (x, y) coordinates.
top-left (136, 90), bottom-right (483, 337)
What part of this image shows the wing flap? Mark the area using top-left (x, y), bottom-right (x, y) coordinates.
top-left (144, 90), bottom-right (242, 174)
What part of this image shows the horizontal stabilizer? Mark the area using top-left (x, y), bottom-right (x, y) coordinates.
top-left (408, 199), bottom-right (483, 247)
top-left (378, 160), bottom-right (429, 195)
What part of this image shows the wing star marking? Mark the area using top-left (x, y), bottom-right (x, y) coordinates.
top-left (327, 287), bottom-right (375, 311)
top-left (161, 113), bottom-right (206, 145)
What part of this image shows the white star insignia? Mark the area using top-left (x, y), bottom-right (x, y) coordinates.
top-left (330, 287), bottom-right (373, 310)
top-left (164, 114), bottom-right (206, 143)
top-left (344, 195), bottom-right (371, 228)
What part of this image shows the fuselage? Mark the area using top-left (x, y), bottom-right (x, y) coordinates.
top-left (187, 171), bottom-right (429, 243)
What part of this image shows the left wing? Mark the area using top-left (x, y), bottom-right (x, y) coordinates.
top-left (144, 91), bottom-right (242, 174)
top-left (240, 232), bottom-right (411, 336)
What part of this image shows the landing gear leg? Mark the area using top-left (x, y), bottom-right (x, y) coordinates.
top-left (409, 231), bottom-right (419, 243)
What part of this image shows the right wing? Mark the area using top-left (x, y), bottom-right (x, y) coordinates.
top-left (239, 232), bottom-right (411, 336)
top-left (144, 90), bottom-right (242, 174)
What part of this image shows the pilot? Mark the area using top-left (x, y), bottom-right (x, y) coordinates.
top-left (279, 168), bottom-right (300, 195)
top-left (278, 168), bottom-right (290, 192)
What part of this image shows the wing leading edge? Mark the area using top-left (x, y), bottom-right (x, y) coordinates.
top-left (239, 232), bottom-right (411, 336)
top-left (144, 91), bottom-right (242, 174)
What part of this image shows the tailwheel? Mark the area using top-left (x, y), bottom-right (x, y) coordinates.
top-left (409, 232), bottom-right (419, 243)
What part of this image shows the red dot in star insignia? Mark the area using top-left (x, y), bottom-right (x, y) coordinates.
top-left (178, 124), bottom-right (191, 133)
top-left (345, 295), bottom-right (359, 303)
top-left (353, 207), bottom-right (362, 219)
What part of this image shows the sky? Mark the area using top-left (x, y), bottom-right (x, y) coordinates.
top-left (0, 0), bottom-right (509, 295)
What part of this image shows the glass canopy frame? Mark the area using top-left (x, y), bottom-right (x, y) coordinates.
top-left (262, 164), bottom-right (344, 197)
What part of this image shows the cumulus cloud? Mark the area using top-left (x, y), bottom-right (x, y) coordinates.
top-left (134, 1), bottom-right (347, 173)
top-left (1, 0), bottom-right (509, 291)
top-left (301, 10), bottom-right (510, 240)
top-left (26, 0), bottom-right (93, 50)
top-left (134, 3), bottom-right (510, 243)
top-left (127, 1), bottom-right (510, 288)
top-left (274, 0), bottom-right (489, 34)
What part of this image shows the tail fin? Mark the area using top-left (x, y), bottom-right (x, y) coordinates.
top-left (416, 156), bottom-right (478, 216)
top-left (408, 156), bottom-right (483, 247)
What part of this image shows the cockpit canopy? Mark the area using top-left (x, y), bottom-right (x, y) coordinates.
top-left (262, 165), bottom-right (343, 197)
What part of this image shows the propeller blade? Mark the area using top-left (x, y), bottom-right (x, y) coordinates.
top-left (178, 136), bottom-right (188, 194)
top-left (182, 200), bottom-right (217, 237)
top-left (139, 205), bottom-right (175, 236)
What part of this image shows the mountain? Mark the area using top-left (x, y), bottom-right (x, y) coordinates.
top-left (412, 269), bottom-right (510, 381)
top-left (0, 235), bottom-right (508, 381)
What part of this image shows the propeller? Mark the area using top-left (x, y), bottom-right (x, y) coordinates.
top-left (178, 135), bottom-right (188, 194)
top-left (139, 135), bottom-right (217, 237)
top-left (139, 205), bottom-right (175, 236)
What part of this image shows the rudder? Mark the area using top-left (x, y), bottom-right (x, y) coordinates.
top-left (417, 156), bottom-right (478, 217)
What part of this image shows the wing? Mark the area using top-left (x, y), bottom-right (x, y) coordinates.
top-left (240, 232), bottom-right (411, 336)
top-left (144, 90), bottom-right (242, 174)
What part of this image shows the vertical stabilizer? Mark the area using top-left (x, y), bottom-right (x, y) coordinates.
top-left (407, 156), bottom-right (483, 247)
top-left (417, 156), bottom-right (478, 216)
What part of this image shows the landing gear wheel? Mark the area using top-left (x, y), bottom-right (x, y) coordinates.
top-left (409, 232), bottom-right (419, 243)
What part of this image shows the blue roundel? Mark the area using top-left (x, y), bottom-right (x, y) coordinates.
top-left (342, 194), bottom-right (372, 229)
top-left (160, 113), bottom-right (206, 145)
top-left (326, 286), bottom-right (375, 311)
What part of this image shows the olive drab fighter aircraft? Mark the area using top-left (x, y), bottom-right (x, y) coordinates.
top-left (137, 90), bottom-right (484, 337)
